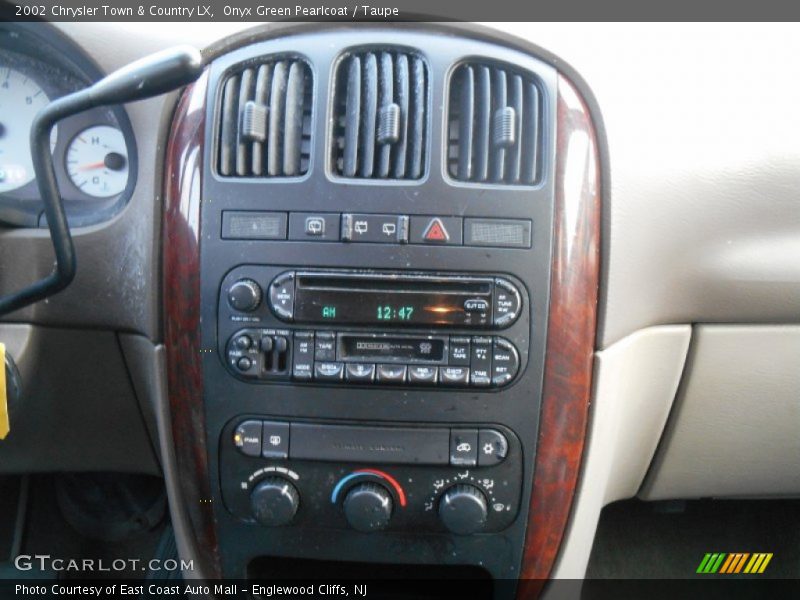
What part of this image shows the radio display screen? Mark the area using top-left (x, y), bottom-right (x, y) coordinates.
top-left (292, 274), bottom-right (493, 326)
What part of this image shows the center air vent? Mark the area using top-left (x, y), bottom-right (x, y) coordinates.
top-left (217, 58), bottom-right (312, 178)
top-left (332, 50), bottom-right (428, 180)
top-left (447, 62), bottom-right (542, 185)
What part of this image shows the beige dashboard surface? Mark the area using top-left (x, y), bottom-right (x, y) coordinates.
top-left (490, 23), bottom-right (800, 348)
top-left (498, 23), bottom-right (800, 348)
top-left (551, 325), bottom-right (691, 579)
top-left (643, 325), bottom-right (800, 500)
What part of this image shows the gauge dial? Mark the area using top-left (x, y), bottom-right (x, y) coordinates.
top-left (0, 67), bottom-right (57, 194)
top-left (66, 125), bottom-right (129, 198)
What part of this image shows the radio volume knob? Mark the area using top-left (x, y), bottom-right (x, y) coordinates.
top-left (439, 484), bottom-right (488, 535)
top-left (228, 279), bottom-right (262, 312)
top-left (250, 477), bottom-right (300, 527)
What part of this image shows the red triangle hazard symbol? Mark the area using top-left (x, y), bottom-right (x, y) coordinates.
top-left (423, 218), bottom-right (449, 242)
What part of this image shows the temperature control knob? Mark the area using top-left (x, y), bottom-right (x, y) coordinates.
top-left (343, 482), bottom-right (393, 532)
top-left (438, 484), bottom-right (488, 535)
top-left (250, 477), bottom-right (299, 527)
top-left (228, 279), bottom-right (262, 312)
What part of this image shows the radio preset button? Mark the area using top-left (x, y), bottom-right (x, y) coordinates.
top-left (492, 338), bottom-right (520, 386)
top-left (268, 272), bottom-right (295, 321)
top-left (345, 363), bottom-right (376, 383)
top-left (440, 366), bottom-right (469, 386)
top-left (292, 332), bottom-right (314, 380)
top-left (376, 364), bottom-right (407, 384)
top-left (493, 279), bottom-right (522, 327)
top-left (470, 337), bottom-right (493, 387)
top-left (233, 420), bottom-right (262, 457)
top-left (261, 421), bottom-right (290, 459)
top-left (448, 337), bottom-right (471, 366)
top-left (408, 366), bottom-right (438, 384)
top-left (314, 361), bottom-right (344, 381)
top-left (450, 429), bottom-right (479, 466)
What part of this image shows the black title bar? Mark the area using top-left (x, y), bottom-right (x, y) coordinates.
top-left (3, 0), bottom-right (800, 22)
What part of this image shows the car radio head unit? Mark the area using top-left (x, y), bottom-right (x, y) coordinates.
top-left (266, 270), bottom-right (522, 328)
top-left (217, 266), bottom-right (529, 388)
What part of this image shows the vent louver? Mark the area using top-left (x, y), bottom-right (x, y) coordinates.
top-left (448, 62), bottom-right (542, 185)
top-left (332, 50), bottom-right (428, 180)
top-left (218, 58), bottom-right (312, 178)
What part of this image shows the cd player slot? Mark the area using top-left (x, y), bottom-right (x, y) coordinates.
top-left (296, 274), bottom-right (492, 294)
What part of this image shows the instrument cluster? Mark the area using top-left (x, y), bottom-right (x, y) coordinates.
top-left (0, 24), bottom-right (136, 227)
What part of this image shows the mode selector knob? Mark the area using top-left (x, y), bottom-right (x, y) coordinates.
top-left (439, 484), bottom-right (488, 535)
top-left (228, 279), bottom-right (262, 312)
top-left (250, 477), bottom-right (299, 527)
top-left (343, 482), bottom-right (393, 532)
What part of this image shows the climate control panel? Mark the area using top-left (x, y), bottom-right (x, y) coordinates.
top-left (220, 419), bottom-right (523, 536)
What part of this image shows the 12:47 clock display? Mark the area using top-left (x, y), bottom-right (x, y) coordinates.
top-left (376, 305), bottom-right (414, 321)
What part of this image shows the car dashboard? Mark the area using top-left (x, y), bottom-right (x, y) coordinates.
top-left (0, 20), bottom-right (798, 598)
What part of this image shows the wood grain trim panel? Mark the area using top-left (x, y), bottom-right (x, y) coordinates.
top-left (163, 71), bottom-right (222, 578)
top-left (517, 73), bottom-right (601, 594)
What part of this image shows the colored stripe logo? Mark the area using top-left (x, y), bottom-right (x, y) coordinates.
top-left (697, 553), bottom-right (773, 574)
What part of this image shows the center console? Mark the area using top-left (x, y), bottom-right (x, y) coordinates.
top-left (163, 24), bottom-right (601, 599)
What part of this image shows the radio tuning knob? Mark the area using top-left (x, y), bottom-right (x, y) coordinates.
top-left (343, 482), bottom-right (393, 532)
top-left (438, 484), bottom-right (488, 535)
top-left (228, 279), bottom-right (262, 312)
top-left (250, 477), bottom-right (299, 527)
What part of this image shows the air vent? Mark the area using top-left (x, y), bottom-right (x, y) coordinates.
top-left (448, 62), bottom-right (542, 185)
top-left (218, 58), bottom-right (312, 178)
top-left (332, 50), bottom-right (428, 180)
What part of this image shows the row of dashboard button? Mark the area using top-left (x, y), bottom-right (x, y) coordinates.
top-left (227, 328), bottom-right (521, 387)
top-left (293, 331), bottom-right (520, 387)
top-left (311, 362), bottom-right (472, 385)
top-left (222, 211), bottom-right (532, 249)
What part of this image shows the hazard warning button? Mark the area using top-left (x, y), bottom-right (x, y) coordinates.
top-left (410, 216), bottom-right (463, 245)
